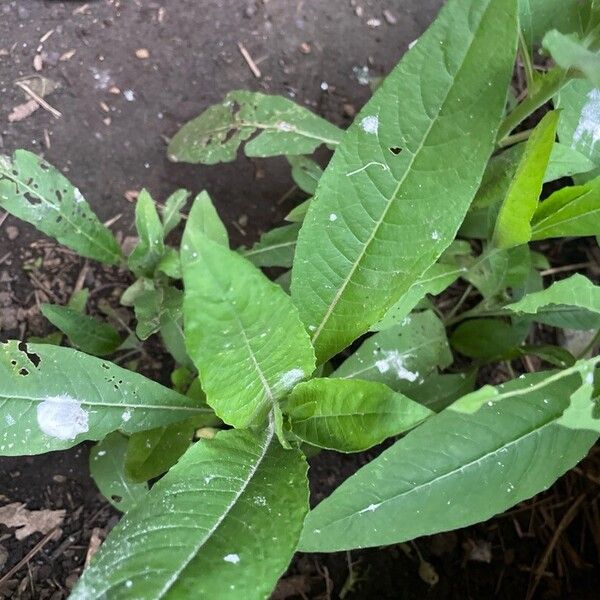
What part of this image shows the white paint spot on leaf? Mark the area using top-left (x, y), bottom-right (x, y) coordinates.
top-left (358, 502), bottom-right (381, 514)
top-left (278, 368), bottom-right (304, 389)
top-left (223, 553), bottom-right (240, 564)
top-left (573, 88), bottom-right (600, 150)
top-left (5, 415), bottom-right (15, 426)
top-left (36, 395), bottom-right (89, 441)
top-left (121, 409), bottom-right (131, 422)
top-left (431, 230), bottom-right (440, 240)
top-left (360, 115), bottom-right (379, 135)
top-left (329, 213), bottom-right (337, 222)
top-left (374, 350), bottom-right (418, 382)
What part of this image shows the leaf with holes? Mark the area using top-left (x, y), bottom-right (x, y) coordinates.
top-left (0, 150), bottom-right (121, 264)
top-left (333, 311), bottom-right (452, 391)
top-left (291, 0), bottom-right (518, 363)
top-left (299, 366), bottom-right (599, 552)
top-left (41, 304), bottom-right (124, 357)
top-left (0, 341), bottom-right (213, 455)
top-left (181, 201), bottom-right (315, 428)
top-left (168, 91), bottom-right (343, 165)
top-left (90, 432), bottom-right (148, 512)
top-left (285, 378), bottom-right (432, 452)
top-left (71, 426), bottom-right (308, 600)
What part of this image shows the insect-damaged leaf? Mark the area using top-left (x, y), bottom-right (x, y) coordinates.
top-left (90, 432), bottom-right (149, 513)
top-left (181, 201), bottom-right (315, 428)
top-left (0, 150), bottom-right (122, 264)
top-left (286, 378), bottom-right (432, 452)
top-left (0, 341), bottom-right (212, 455)
top-left (291, 0), bottom-right (518, 363)
top-left (71, 427), bottom-right (309, 600)
top-left (299, 367), bottom-right (598, 552)
top-left (168, 91), bottom-right (343, 165)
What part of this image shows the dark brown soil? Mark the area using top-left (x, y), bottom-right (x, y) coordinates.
top-left (1, 2), bottom-right (599, 599)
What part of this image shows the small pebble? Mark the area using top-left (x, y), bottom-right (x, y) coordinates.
top-left (6, 226), bottom-right (19, 241)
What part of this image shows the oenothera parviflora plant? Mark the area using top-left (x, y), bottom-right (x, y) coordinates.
top-left (1, 0), bottom-right (600, 597)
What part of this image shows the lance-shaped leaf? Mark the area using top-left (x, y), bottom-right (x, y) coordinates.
top-left (299, 366), bottom-right (598, 552)
top-left (286, 378), bottom-right (432, 452)
top-left (128, 190), bottom-right (165, 277)
top-left (505, 274), bottom-right (600, 329)
top-left (182, 207), bottom-right (315, 428)
top-left (492, 111), bottom-right (559, 248)
top-left (168, 91), bottom-right (343, 165)
top-left (0, 150), bottom-right (121, 264)
top-left (41, 304), bottom-right (124, 356)
top-left (71, 426), bottom-right (309, 600)
top-left (242, 223), bottom-right (300, 268)
top-left (90, 432), bottom-right (148, 513)
top-left (544, 30), bottom-right (600, 88)
top-left (531, 175), bottom-right (600, 239)
top-left (160, 189), bottom-right (190, 237)
top-left (404, 371), bottom-right (477, 413)
top-left (0, 341), bottom-right (212, 455)
top-left (333, 311), bottom-right (452, 391)
top-left (291, 0), bottom-right (518, 363)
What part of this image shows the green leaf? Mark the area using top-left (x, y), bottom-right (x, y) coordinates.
top-left (67, 288), bottom-right (89, 313)
top-left (555, 79), bottom-right (600, 167)
top-left (0, 150), bottom-right (121, 264)
top-left (544, 30), bottom-right (600, 87)
top-left (124, 419), bottom-right (196, 483)
top-left (0, 341), bottom-right (212, 455)
top-left (71, 426), bottom-right (308, 600)
top-left (187, 190), bottom-right (228, 246)
top-left (132, 283), bottom-right (182, 341)
top-left (242, 223), bottom-right (300, 268)
top-left (285, 378), bottom-right (432, 452)
top-left (41, 304), bottom-right (123, 356)
top-left (463, 245), bottom-right (531, 300)
top-left (372, 264), bottom-right (464, 331)
top-left (450, 318), bottom-right (529, 360)
top-left (545, 142), bottom-right (596, 180)
top-left (157, 247), bottom-right (181, 279)
top-left (404, 371), bottom-right (477, 413)
top-left (333, 311), bottom-right (452, 391)
top-left (285, 198), bottom-right (312, 223)
top-left (128, 190), bottom-right (165, 278)
top-left (299, 367), bottom-right (598, 552)
top-left (531, 175), bottom-right (600, 239)
top-left (90, 432), bottom-right (148, 512)
top-left (287, 156), bottom-right (323, 195)
top-left (505, 274), bottom-right (600, 329)
top-left (291, 0), bottom-right (518, 363)
top-left (168, 91), bottom-right (343, 165)
top-left (161, 189), bottom-right (190, 237)
top-left (182, 207), bottom-right (315, 428)
top-left (492, 111), bottom-right (558, 248)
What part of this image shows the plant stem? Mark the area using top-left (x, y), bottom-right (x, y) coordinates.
top-left (497, 128), bottom-right (533, 148)
top-left (444, 284), bottom-right (473, 324)
top-left (518, 29), bottom-right (536, 92)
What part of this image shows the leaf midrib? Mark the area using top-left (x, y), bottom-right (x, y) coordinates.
top-left (310, 2), bottom-right (493, 348)
top-left (157, 426), bottom-right (274, 598)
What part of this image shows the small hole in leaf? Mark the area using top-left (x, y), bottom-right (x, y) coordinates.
top-left (18, 367), bottom-right (29, 376)
top-left (17, 341), bottom-right (41, 367)
top-left (389, 147), bottom-right (402, 155)
top-left (111, 495), bottom-right (123, 503)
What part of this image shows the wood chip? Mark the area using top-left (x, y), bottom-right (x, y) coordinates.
top-left (124, 190), bottom-right (139, 203)
top-left (0, 503), bottom-right (65, 541)
top-left (109, 85), bottom-right (121, 95)
top-left (72, 3), bottom-right (90, 15)
top-left (8, 99), bottom-right (39, 122)
top-left (15, 81), bottom-right (61, 119)
top-left (237, 42), bottom-right (261, 78)
top-left (84, 527), bottom-right (105, 567)
top-left (39, 29), bottom-right (54, 44)
top-left (299, 42), bottom-right (311, 54)
top-left (135, 48), bottom-right (150, 59)
top-left (383, 9), bottom-right (397, 24)
top-left (59, 49), bottom-right (76, 61)
top-left (33, 54), bottom-right (43, 71)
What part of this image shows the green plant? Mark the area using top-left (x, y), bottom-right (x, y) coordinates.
top-left (1, 0), bottom-right (600, 596)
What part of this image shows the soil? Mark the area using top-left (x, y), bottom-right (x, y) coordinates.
top-left (0, 1), bottom-right (599, 599)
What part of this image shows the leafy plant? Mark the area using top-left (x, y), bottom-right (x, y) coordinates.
top-left (1, 0), bottom-right (600, 597)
